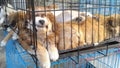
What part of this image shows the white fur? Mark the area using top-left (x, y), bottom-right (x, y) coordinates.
top-left (27, 49), bottom-right (35, 55)
top-left (53, 10), bottom-right (86, 23)
top-left (12, 32), bottom-right (19, 40)
top-left (37, 47), bottom-right (51, 68)
top-left (0, 40), bottom-right (6, 47)
top-left (29, 14), bottom-right (59, 62)
top-left (0, 17), bottom-right (5, 25)
top-left (48, 45), bottom-right (59, 61)
top-left (6, 27), bottom-right (12, 32)
top-left (51, 10), bottom-right (62, 16)
top-left (29, 16), bottom-right (52, 34)
top-left (80, 12), bottom-right (93, 17)
top-left (2, 4), bottom-right (16, 15)
top-left (94, 43), bottom-right (99, 46)
top-left (0, 7), bottom-right (6, 25)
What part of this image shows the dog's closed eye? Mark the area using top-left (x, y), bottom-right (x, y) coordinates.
top-left (75, 17), bottom-right (83, 22)
top-left (108, 20), bottom-right (113, 25)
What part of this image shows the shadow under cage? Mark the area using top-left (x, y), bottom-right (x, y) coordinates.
top-left (0, 0), bottom-right (120, 68)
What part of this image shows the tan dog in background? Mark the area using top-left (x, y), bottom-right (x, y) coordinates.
top-left (105, 14), bottom-right (120, 37)
top-left (94, 14), bottom-right (120, 38)
top-left (77, 16), bottom-right (105, 45)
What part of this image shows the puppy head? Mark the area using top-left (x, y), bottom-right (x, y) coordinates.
top-left (105, 14), bottom-right (120, 36)
top-left (106, 14), bottom-right (120, 27)
top-left (27, 12), bottom-right (54, 34)
top-left (105, 17), bottom-right (117, 27)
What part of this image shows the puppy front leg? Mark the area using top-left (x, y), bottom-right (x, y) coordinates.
top-left (37, 42), bottom-right (51, 68)
top-left (47, 43), bottom-right (59, 61)
top-left (0, 30), bottom-right (14, 47)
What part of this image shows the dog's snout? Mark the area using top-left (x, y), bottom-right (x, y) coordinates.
top-left (39, 20), bottom-right (45, 25)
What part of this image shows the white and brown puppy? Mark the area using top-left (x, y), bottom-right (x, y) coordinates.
top-left (94, 14), bottom-right (120, 38)
top-left (1, 10), bottom-right (51, 68)
top-left (27, 11), bottom-right (59, 62)
top-left (28, 9), bottom-right (85, 50)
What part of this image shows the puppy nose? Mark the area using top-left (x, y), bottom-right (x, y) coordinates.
top-left (39, 20), bottom-right (45, 25)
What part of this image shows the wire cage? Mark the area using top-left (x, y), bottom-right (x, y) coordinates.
top-left (0, 0), bottom-right (120, 68)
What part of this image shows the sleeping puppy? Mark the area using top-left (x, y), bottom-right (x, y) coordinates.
top-left (94, 14), bottom-right (120, 38)
top-left (56, 22), bottom-right (85, 50)
top-left (78, 16), bottom-right (104, 45)
top-left (74, 15), bottom-right (118, 46)
top-left (105, 14), bottom-right (120, 37)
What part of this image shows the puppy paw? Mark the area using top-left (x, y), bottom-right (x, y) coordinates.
top-left (12, 33), bottom-right (19, 40)
top-left (7, 28), bottom-right (11, 32)
top-left (0, 40), bottom-right (6, 47)
top-left (48, 45), bottom-right (59, 61)
top-left (37, 46), bottom-right (51, 68)
top-left (94, 43), bottom-right (99, 46)
top-left (41, 63), bottom-right (51, 68)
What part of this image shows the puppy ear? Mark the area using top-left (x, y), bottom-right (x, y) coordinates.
top-left (46, 13), bottom-right (56, 31)
top-left (46, 13), bottom-right (56, 23)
